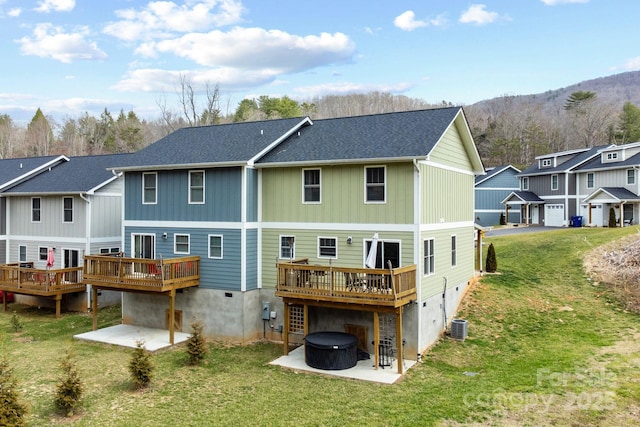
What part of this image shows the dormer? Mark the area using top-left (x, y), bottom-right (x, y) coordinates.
top-left (539, 157), bottom-right (554, 168)
top-left (602, 150), bottom-right (621, 163)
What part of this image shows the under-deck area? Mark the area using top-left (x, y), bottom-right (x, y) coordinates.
top-left (83, 254), bottom-right (200, 343)
top-left (0, 262), bottom-right (85, 318)
top-left (275, 260), bottom-right (417, 374)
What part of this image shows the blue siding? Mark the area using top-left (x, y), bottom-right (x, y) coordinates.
top-left (246, 228), bottom-right (258, 291)
top-left (476, 168), bottom-right (519, 188)
top-left (125, 168), bottom-right (242, 221)
top-left (475, 189), bottom-right (514, 210)
top-left (124, 226), bottom-right (242, 291)
top-left (246, 168), bottom-right (258, 222)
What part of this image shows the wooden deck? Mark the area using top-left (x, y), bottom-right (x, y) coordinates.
top-left (0, 262), bottom-right (86, 318)
top-left (275, 260), bottom-right (417, 374)
top-left (83, 254), bottom-right (200, 344)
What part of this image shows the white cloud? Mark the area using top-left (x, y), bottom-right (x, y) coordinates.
top-left (103, 0), bottom-right (244, 42)
top-left (459, 4), bottom-right (499, 25)
top-left (8, 8), bottom-right (22, 17)
top-left (540, 0), bottom-right (588, 5)
top-left (622, 57), bottom-right (640, 70)
top-left (135, 27), bottom-right (355, 72)
top-left (34, 0), bottom-right (75, 13)
top-left (394, 11), bottom-right (428, 31)
top-left (293, 81), bottom-right (414, 98)
top-left (17, 23), bottom-right (107, 63)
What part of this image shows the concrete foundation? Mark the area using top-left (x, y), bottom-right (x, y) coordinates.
top-left (14, 289), bottom-right (121, 314)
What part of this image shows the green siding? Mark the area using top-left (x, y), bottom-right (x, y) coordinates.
top-left (262, 163), bottom-right (414, 224)
top-left (429, 123), bottom-right (473, 170)
top-left (421, 164), bottom-right (475, 223)
top-left (261, 227), bottom-right (414, 289)
top-left (419, 226), bottom-right (475, 299)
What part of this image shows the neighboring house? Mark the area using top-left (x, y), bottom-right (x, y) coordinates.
top-left (474, 165), bottom-right (520, 226)
top-left (108, 107), bottom-right (484, 361)
top-left (0, 155), bottom-right (68, 263)
top-left (575, 142), bottom-right (640, 227)
top-left (1, 154), bottom-right (131, 312)
top-left (504, 146), bottom-right (610, 226)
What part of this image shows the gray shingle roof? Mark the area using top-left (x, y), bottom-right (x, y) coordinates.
top-left (519, 145), bottom-right (610, 176)
top-left (0, 155), bottom-right (64, 190)
top-left (110, 118), bottom-right (308, 170)
top-left (590, 187), bottom-right (640, 201)
top-left (576, 151), bottom-right (640, 171)
top-left (256, 107), bottom-right (462, 164)
top-left (503, 191), bottom-right (545, 203)
top-left (3, 153), bottom-right (133, 194)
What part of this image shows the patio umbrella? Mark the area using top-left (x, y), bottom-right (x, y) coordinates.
top-left (46, 248), bottom-right (55, 269)
top-left (365, 233), bottom-right (379, 268)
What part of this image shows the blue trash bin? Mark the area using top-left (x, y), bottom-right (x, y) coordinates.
top-left (572, 216), bottom-right (582, 227)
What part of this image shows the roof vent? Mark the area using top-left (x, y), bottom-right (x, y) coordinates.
top-left (297, 131), bottom-right (300, 137)
top-left (260, 129), bottom-right (263, 135)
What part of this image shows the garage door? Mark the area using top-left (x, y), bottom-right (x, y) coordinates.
top-left (544, 204), bottom-right (565, 227)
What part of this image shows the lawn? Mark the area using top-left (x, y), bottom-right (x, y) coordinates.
top-left (2, 226), bottom-right (639, 426)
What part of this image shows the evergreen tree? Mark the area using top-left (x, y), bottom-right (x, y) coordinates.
top-left (485, 243), bottom-right (497, 273)
top-left (0, 357), bottom-right (28, 426)
top-left (186, 320), bottom-right (208, 365)
top-left (54, 348), bottom-right (84, 417)
top-left (608, 207), bottom-right (618, 228)
top-left (129, 340), bottom-right (154, 389)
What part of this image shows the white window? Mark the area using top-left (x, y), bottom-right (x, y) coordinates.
top-left (318, 237), bottom-right (337, 258)
top-left (423, 239), bottom-right (435, 275)
top-left (143, 172), bottom-right (157, 204)
top-left (63, 197), bottom-right (73, 223)
top-left (39, 247), bottom-right (48, 261)
top-left (19, 245), bottom-right (27, 262)
top-left (208, 235), bottom-right (223, 259)
top-left (189, 170), bottom-right (205, 204)
top-left (551, 174), bottom-right (559, 191)
top-left (174, 234), bottom-right (190, 254)
top-left (451, 235), bottom-right (457, 267)
top-left (541, 158), bottom-right (552, 167)
top-left (522, 177), bottom-right (529, 191)
top-left (587, 173), bottom-right (594, 189)
top-left (303, 169), bottom-right (321, 203)
top-left (627, 169), bottom-right (635, 185)
top-left (100, 247), bottom-right (120, 254)
top-left (606, 152), bottom-right (618, 161)
top-left (280, 236), bottom-right (295, 259)
top-left (32, 197), bottom-right (41, 222)
top-left (365, 166), bottom-right (386, 203)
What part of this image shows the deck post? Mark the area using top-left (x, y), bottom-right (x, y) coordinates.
top-left (55, 294), bottom-right (62, 319)
top-left (2, 292), bottom-right (7, 312)
top-left (169, 289), bottom-right (176, 345)
top-left (92, 286), bottom-right (98, 330)
top-left (373, 311), bottom-right (379, 370)
top-left (396, 306), bottom-right (403, 374)
top-left (283, 302), bottom-right (290, 355)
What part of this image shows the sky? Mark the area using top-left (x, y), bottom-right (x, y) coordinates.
top-left (1, 0), bottom-right (640, 124)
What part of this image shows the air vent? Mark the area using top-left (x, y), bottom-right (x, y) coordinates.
top-left (450, 319), bottom-right (468, 341)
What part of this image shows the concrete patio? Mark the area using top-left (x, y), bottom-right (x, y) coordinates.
top-left (74, 324), bottom-right (190, 351)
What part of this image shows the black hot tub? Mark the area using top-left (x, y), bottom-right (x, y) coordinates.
top-left (304, 331), bottom-right (358, 370)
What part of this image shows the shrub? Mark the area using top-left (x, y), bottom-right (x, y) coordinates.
top-left (54, 348), bottom-right (84, 417)
top-left (10, 311), bottom-right (23, 333)
top-left (608, 207), bottom-right (617, 228)
top-left (486, 243), bottom-right (498, 273)
top-left (0, 357), bottom-right (28, 426)
top-left (186, 320), bottom-right (208, 365)
top-left (499, 212), bottom-right (506, 225)
top-left (129, 340), bottom-right (154, 389)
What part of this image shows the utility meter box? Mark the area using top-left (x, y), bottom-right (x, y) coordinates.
top-left (261, 302), bottom-right (271, 320)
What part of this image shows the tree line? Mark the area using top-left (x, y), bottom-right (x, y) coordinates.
top-left (2, 84), bottom-right (639, 170)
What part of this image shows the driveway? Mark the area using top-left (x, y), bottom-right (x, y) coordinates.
top-left (484, 225), bottom-right (562, 237)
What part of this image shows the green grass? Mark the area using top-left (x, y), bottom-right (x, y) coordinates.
top-left (2, 226), bottom-right (639, 426)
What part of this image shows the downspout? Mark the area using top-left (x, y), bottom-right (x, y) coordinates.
top-left (80, 192), bottom-right (92, 311)
top-left (413, 158), bottom-right (422, 357)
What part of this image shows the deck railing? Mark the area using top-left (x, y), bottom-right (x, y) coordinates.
top-left (0, 262), bottom-right (85, 294)
top-left (83, 254), bottom-right (200, 292)
top-left (275, 260), bottom-right (417, 307)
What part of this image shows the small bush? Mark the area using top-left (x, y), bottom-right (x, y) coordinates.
top-left (0, 357), bottom-right (28, 426)
top-left (486, 243), bottom-right (498, 273)
top-left (129, 340), bottom-right (154, 389)
top-left (10, 311), bottom-right (23, 332)
top-left (54, 348), bottom-right (84, 417)
top-left (186, 320), bottom-right (208, 365)
top-left (499, 212), bottom-right (506, 225)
